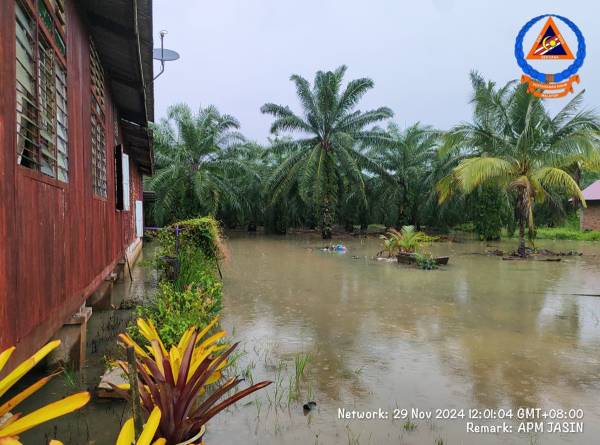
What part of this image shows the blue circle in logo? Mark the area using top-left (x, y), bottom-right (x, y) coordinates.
top-left (515, 14), bottom-right (586, 82)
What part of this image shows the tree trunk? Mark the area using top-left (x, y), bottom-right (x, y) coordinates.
top-left (359, 213), bottom-right (369, 233)
top-left (321, 199), bottom-right (333, 239)
top-left (411, 209), bottom-right (420, 230)
top-left (518, 215), bottom-right (526, 257)
top-left (571, 164), bottom-right (582, 210)
top-left (320, 153), bottom-right (336, 239)
top-left (397, 204), bottom-right (404, 229)
top-left (516, 189), bottom-right (528, 257)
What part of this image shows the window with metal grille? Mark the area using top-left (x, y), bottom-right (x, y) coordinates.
top-left (16, 0), bottom-right (68, 181)
top-left (90, 39), bottom-right (107, 198)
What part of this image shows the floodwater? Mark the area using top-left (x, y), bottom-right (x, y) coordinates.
top-left (17, 235), bottom-right (600, 444)
top-left (210, 235), bottom-right (600, 445)
top-left (17, 246), bottom-right (160, 445)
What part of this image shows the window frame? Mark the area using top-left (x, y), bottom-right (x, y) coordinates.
top-left (114, 143), bottom-right (124, 210)
top-left (90, 37), bottom-right (108, 198)
top-left (15, 0), bottom-right (69, 183)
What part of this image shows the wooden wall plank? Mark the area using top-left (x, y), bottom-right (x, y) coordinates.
top-left (0, 2), bottom-right (18, 348)
top-left (0, 0), bottom-right (147, 362)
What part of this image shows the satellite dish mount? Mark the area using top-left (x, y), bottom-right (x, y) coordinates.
top-left (152, 30), bottom-right (180, 82)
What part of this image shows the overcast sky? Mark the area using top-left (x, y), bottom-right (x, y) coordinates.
top-left (152, 1), bottom-right (599, 142)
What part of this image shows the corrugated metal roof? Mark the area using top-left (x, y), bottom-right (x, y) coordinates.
top-left (582, 180), bottom-right (600, 201)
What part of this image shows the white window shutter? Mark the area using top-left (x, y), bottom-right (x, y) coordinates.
top-left (122, 152), bottom-right (130, 211)
top-left (135, 200), bottom-right (143, 238)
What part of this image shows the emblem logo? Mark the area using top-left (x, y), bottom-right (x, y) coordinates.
top-left (515, 15), bottom-right (585, 98)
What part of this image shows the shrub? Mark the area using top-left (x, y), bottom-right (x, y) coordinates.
top-left (453, 222), bottom-right (475, 233)
top-left (414, 253), bottom-right (438, 270)
top-left (132, 280), bottom-right (222, 349)
top-left (130, 216), bottom-right (225, 349)
top-left (158, 216), bottom-right (224, 262)
top-left (472, 185), bottom-right (505, 240)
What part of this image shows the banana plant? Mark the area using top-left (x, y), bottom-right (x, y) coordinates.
top-left (0, 341), bottom-right (90, 444)
top-left (115, 318), bottom-right (271, 444)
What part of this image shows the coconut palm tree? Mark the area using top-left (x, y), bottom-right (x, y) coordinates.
top-left (146, 104), bottom-right (247, 226)
top-left (437, 72), bottom-right (600, 256)
top-left (371, 123), bottom-right (439, 228)
top-left (261, 65), bottom-right (393, 239)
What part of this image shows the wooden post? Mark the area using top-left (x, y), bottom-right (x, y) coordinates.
top-left (124, 250), bottom-right (134, 281)
top-left (126, 346), bottom-right (144, 438)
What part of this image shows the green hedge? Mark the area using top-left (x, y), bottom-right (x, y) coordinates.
top-left (157, 216), bottom-right (224, 261)
top-left (130, 216), bottom-right (224, 348)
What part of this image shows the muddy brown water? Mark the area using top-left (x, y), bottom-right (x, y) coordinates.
top-left (17, 235), bottom-right (600, 444)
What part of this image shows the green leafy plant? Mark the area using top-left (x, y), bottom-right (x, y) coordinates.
top-left (118, 319), bottom-right (272, 444)
top-left (131, 217), bottom-right (225, 349)
top-left (453, 222), bottom-right (475, 232)
top-left (472, 184), bottom-right (508, 241)
top-left (414, 253), bottom-right (438, 270)
top-left (132, 281), bottom-right (221, 349)
top-left (157, 217), bottom-right (224, 265)
top-left (379, 230), bottom-right (401, 257)
top-left (397, 225), bottom-right (430, 253)
top-left (403, 420), bottom-right (417, 431)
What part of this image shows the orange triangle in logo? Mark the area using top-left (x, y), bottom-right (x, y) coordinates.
top-left (526, 17), bottom-right (574, 60)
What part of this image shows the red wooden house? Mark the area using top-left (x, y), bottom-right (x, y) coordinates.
top-left (0, 0), bottom-right (154, 368)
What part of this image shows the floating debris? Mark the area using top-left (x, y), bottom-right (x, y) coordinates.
top-left (97, 366), bottom-right (128, 399)
top-left (303, 401), bottom-right (317, 413)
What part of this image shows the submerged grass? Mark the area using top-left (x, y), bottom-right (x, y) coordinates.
top-left (61, 366), bottom-right (80, 391)
top-left (403, 420), bottom-right (417, 431)
top-left (294, 353), bottom-right (311, 385)
top-left (256, 350), bottom-right (313, 409)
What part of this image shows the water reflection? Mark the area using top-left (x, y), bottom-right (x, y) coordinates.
top-left (216, 235), bottom-right (600, 444)
top-left (14, 237), bottom-right (600, 444)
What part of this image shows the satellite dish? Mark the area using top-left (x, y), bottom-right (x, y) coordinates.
top-left (151, 30), bottom-right (180, 82)
top-left (153, 48), bottom-right (180, 62)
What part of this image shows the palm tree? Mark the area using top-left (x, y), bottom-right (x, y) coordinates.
top-left (146, 104), bottom-right (247, 226)
top-left (437, 72), bottom-right (600, 256)
top-left (261, 65), bottom-right (393, 239)
top-left (371, 123), bottom-right (439, 228)
top-left (217, 142), bottom-right (265, 229)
